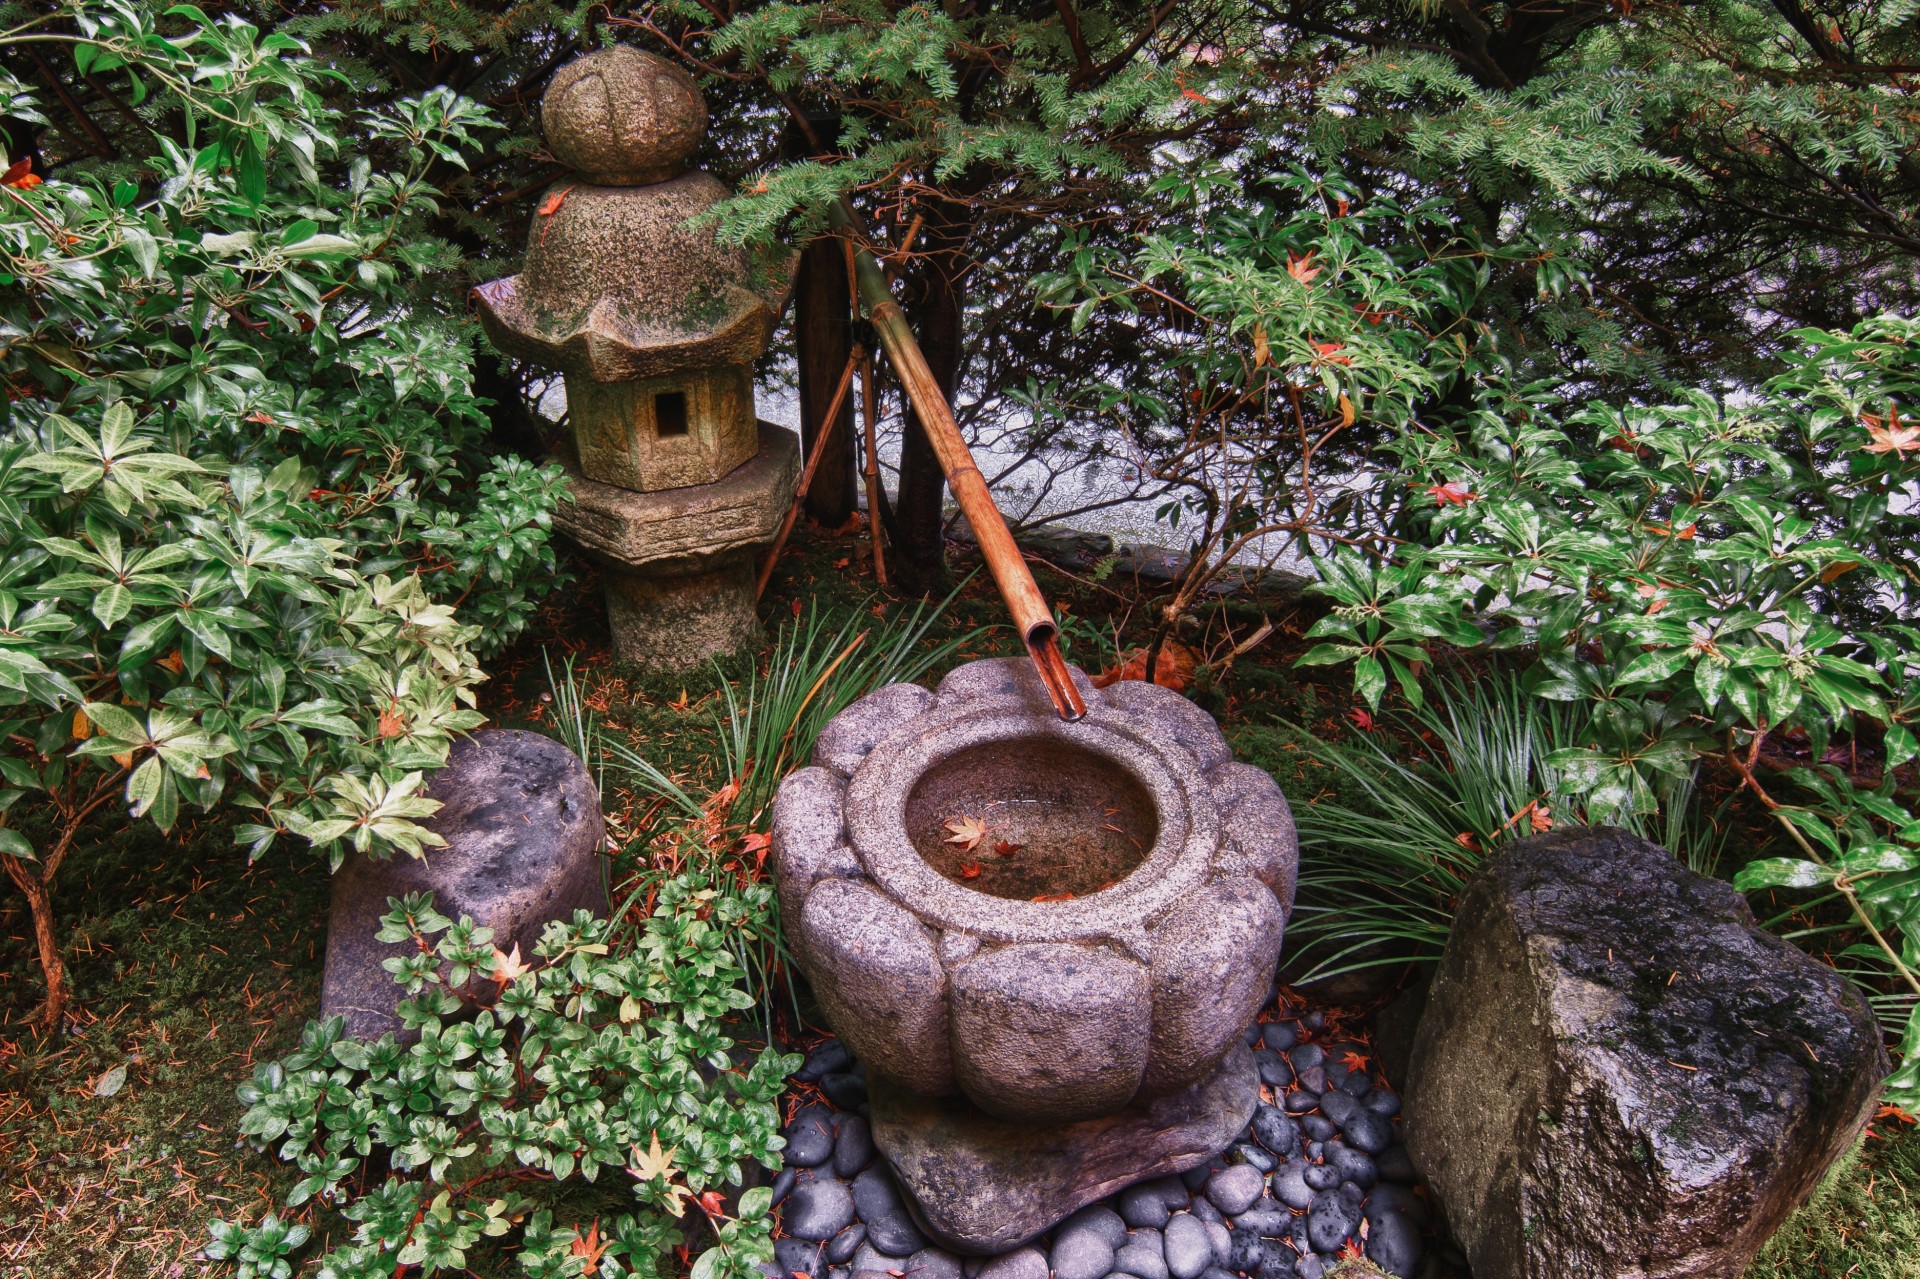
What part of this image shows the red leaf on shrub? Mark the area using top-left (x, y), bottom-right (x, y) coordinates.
top-left (1427, 481), bottom-right (1475, 506)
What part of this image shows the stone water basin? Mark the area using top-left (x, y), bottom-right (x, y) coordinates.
top-left (772, 657), bottom-right (1299, 1126)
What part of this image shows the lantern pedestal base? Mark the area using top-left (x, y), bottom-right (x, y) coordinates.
top-left (554, 422), bottom-right (798, 672)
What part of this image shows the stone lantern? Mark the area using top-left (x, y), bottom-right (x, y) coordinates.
top-left (476, 46), bottom-right (797, 668)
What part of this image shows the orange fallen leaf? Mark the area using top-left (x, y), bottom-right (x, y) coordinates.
top-left (1091, 641), bottom-right (1199, 692)
top-left (944, 815), bottom-right (989, 851)
top-left (572, 1220), bottom-right (609, 1274)
top-left (992, 839), bottom-right (1023, 859)
top-left (156, 649), bottom-right (185, 675)
top-left (1348, 707), bottom-right (1374, 732)
top-left (376, 703), bottom-right (406, 739)
top-left (958, 862), bottom-right (982, 880)
top-left (1455, 831), bottom-right (1481, 852)
top-left (71, 708), bottom-right (91, 740)
top-left (1530, 804), bottom-right (1554, 833)
top-left (1286, 251), bottom-right (1321, 286)
top-left (1339, 1050), bottom-right (1370, 1073)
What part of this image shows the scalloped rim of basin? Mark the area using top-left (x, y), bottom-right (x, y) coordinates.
top-left (842, 695), bottom-right (1218, 943)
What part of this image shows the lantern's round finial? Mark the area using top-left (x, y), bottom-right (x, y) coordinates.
top-left (541, 46), bottom-right (707, 185)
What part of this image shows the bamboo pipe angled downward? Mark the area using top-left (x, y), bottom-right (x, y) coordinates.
top-left (826, 201), bottom-right (1086, 722)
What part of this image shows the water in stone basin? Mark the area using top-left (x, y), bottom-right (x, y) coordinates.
top-left (902, 737), bottom-right (1158, 900)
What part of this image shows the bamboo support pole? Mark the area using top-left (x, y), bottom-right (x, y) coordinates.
top-left (858, 349), bottom-right (889, 588)
top-left (755, 350), bottom-right (860, 601)
top-left (828, 202), bottom-right (1086, 721)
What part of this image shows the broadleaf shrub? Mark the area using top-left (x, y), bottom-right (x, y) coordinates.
top-left (1299, 315), bottom-right (1920, 1105)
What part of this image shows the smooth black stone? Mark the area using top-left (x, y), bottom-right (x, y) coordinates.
top-left (778, 1238), bottom-right (825, 1279)
top-left (771, 1166), bottom-right (798, 1207)
top-left (1298, 1114), bottom-right (1336, 1143)
top-left (1305, 1189), bottom-right (1359, 1254)
top-left (1375, 1145), bottom-right (1416, 1183)
top-left (1335, 1072), bottom-right (1371, 1099)
top-left (1296, 1066), bottom-right (1327, 1094)
top-left (1188, 1195), bottom-right (1224, 1226)
top-left (1305, 1142), bottom-right (1322, 1162)
top-left (1269, 1162), bottom-right (1313, 1211)
top-left (1340, 1108), bottom-right (1393, 1156)
top-left (1208, 1164), bottom-right (1266, 1215)
top-left (1251, 1106), bottom-right (1298, 1158)
top-left (1303, 1163), bottom-right (1342, 1192)
top-left (786, 1178), bottom-right (856, 1241)
top-left (1059, 1204), bottom-right (1128, 1249)
top-left (1254, 1050), bottom-right (1293, 1089)
top-left (1120, 1182), bottom-right (1173, 1229)
top-left (1050, 1228), bottom-right (1115, 1279)
top-left (821, 1071), bottom-right (869, 1111)
top-left (1294, 1257), bottom-right (1324, 1279)
top-left (908, 1248), bottom-right (964, 1279)
top-left (784, 1105), bottom-right (837, 1168)
top-left (1315, 1092), bottom-right (1357, 1125)
top-left (1244, 1024), bottom-right (1264, 1047)
top-left (1262, 1023), bottom-right (1298, 1052)
top-left (1227, 1230), bottom-right (1270, 1273)
top-left (1181, 1164), bottom-right (1216, 1193)
top-left (1114, 1234), bottom-right (1169, 1279)
top-left (1233, 1142), bottom-right (1276, 1174)
top-left (1231, 1205), bottom-right (1289, 1238)
top-left (1163, 1213), bottom-right (1212, 1279)
top-left (1362, 1090), bottom-right (1401, 1118)
top-left (1199, 1267), bottom-right (1238, 1279)
top-left (1364, 1185), bottom-right (1428, 1227)
top-left (1282, 1092), bottom-right (1318, 1115)
top-left (1304, 1011), bottom-right (1325, 1031)
top-left (1363, 1210), bottom-right (1422, 1278)
top-left (827, 1225), bottom-right (867, 1265)
top-left (1253, 1249), bottom-right (1294, 1279)
top-left (1289, 1044), bottom-right (1325, 1072)
top-left (833, 1115), bottom-right (875, 1177)
top-left (852, 1168), bottom-right (925, 1256)
top-left (1322, 1142), bottom-right (1377, 1191)
top-left (797, 1040), bottom-right (853, 1083)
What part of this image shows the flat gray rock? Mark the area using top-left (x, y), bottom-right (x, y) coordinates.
top-left (869, 1044), bottom-right (1259, 1254)
top-left (973, 1247), bottom-right (1047, 1279)
top-left (1049, 1228), bottom-right (1114, 1279)
top-left (786, 1179), bottom-right (856, 1241)
top-left (1406, 826), bottom-right (1887, 1279)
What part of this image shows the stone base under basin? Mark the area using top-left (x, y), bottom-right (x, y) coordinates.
top-left (869, 1041), bottom-right (1259, 1255)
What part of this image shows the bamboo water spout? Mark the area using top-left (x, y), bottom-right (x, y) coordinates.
top-left (829, 203), bottom-right (1086, 722)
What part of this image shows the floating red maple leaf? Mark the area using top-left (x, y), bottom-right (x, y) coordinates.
top-left (958, 862), bottom-right (982, 880)
top-left (992, 839), bottom-right (1023, 858)
top-left (1032, 891), bottom-right (1076, 903)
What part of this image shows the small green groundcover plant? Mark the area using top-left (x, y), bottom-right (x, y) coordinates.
top-left (207, 881), bottom-right (796, 1279)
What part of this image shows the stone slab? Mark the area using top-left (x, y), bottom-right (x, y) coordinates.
top-left (869, 1042), bottom-right (1259, 1255)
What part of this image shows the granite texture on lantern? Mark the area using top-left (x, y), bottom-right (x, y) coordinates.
top-left (474, 47), bottom-right (789, 396)
top-left (773, 656), bottom-right (1297, 1121)
top-left (473, 44), bottom-right (797, 668)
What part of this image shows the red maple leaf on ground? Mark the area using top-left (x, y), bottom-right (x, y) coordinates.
top-left (1347, 707), bottom-right (1374, 732)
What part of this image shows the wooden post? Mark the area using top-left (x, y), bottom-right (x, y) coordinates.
top-left (756, 352), bottom-right (860, 601)
top-left (859, 349), bottom-right (888, 587)
top-left (828, 203), bottom-right (1085, 722)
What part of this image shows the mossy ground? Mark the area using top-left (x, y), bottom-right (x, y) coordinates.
top-left (0, 523), bottom-right (1912, 1277)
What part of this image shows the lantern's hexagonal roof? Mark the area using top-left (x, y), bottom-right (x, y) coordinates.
top-left (473, 47), bottom-right (793, 381)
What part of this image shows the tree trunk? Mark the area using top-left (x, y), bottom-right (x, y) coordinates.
top-left (891, 199), bottom-right (973, 596)
top-left (4, 854), bottom-right (66, 1030)
top-left (793, 234), bottom-right (858, 526)
top-left (782, 113), bottom-right (859, 528)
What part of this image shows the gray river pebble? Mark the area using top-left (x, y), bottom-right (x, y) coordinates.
top-left (1205, 1165), bottom-right (1265, 1215)
top-left (1162, 1214), bottom-right (1211, 1279)
top-left (786, 1178), bottom-right (856, 1241)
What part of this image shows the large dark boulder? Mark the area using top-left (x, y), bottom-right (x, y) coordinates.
top-left (1404, 826), bottom-right (1885, 1279)
top-left (319, 729), bottom-right (606, 1039)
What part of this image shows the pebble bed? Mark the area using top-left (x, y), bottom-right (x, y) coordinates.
top-left (767, 1002), bottom-right (1439, 1279)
